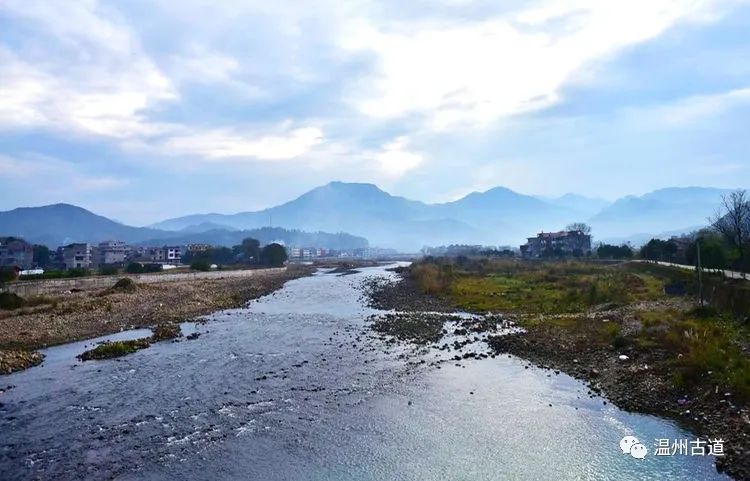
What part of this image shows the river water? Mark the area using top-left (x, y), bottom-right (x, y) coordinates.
top-left (0, 265), bottom-right (730, 480)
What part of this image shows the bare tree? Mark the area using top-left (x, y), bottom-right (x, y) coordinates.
top-left (710, 189), bottom-right (750, 274)
top-left (566, 222), bottom-right (591, 234)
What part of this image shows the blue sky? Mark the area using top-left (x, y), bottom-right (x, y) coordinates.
top-left (1, 0), bottom-right (749, 225)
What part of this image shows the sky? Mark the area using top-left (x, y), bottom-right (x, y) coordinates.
top-left (1, 0), bottom-right (750, 225)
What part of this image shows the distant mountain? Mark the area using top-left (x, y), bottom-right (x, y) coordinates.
top-left (589, 187), bottom-right (733, 238)
top-left (4, 184), bottom-right (739, 252)
top-left (151, 182), bottom-right (739, 250)
top-left (0, 204), bottom-right (169, 247)
top-left (179, 222), bottom-right (237, 233)
top-left (151, 182), bottom-right (485, 249)
top-left (542, 193), bottom-right (611, 219)
top-left (139, 227), bottom-right (368, 250)
top-left (0, 203), bottom-right (368, 250)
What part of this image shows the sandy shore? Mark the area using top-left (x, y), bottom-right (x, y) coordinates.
top-left (0, 265), bottom-right (313, 374)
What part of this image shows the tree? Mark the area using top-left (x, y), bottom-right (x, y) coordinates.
top-left (261, 243), bottom-right (288, 267)
top-left (711, 189), bottom-right (750, 273)
top-left (639, 238), bottom-right (677, 262)
top-left (566, 222), bottom-right (591, 234)
top-left (211, 246), bottom-right (234, 265)
top-left (191, 259), bottom-right (211, 271)
top-left (237, 238), bottom-right (261, 263)
top-left (686, 234), bottom-right (728, 271)
top-left (33, 244), bottom-right (52, 268)
top-left (597, 243), bottom-right (633, 259)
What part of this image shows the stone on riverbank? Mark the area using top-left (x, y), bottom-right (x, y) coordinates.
top-left (0, 349), bottom-right (44, 374)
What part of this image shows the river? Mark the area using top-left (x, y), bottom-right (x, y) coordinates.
top-left (0, 265), bottom-right (729, 480)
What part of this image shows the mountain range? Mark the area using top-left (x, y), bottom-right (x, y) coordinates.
top-left (0, 182), bottom-right (738, 251)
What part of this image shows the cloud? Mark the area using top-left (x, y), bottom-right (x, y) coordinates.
top-left (374, 137), bottom-right (424, 177)
top-left (0, 1), bottom-right (176, 138)
top-left (161, 126), bottom-right (325, 160)
top-left (625, 86), bottom-right (750, 127)
top-left (342, 0), bottom-right (738, 128)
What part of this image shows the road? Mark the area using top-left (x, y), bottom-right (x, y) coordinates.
top-left (635, 260), bottom-right (748, 280)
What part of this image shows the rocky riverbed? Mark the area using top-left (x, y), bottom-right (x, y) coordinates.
top-left (0, 265), bottom-right (312, 374)
top-left (364, 272), bottom-right (750, 481)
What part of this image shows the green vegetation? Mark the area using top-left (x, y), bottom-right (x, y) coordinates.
top-left (0, 268), bottom-right (18, 284)
top-left (78, 338), bottom-right (151, 361)
top-left (151, 323), bottom-right (181, 341)
top-left (597, 243), bottom-right (634, 259)
top-left (110, 277), bottom-right (137, 293)
top-left (261, 243), bottom-right (288, 267)
top-left (408, 257), bottom-right (750, 400)
top-left (98, 265), bottom-right (119, 276)
top-left (0, 292), bottom-right (26, 310)
top-left (32, 244), bottom-right (51, 268)
top-left (190, 259), bottom-right (211, 271)
top-left (125, 262), bottom-right (163, 274)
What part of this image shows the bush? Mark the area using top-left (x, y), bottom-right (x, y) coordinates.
top-left (191, 259), bottom-right (211, 271)
top-left (411, 262), bottom-right (453, 295)
top-left (0, 292), bottom-right (25, 310)
top-left (151, 323), bottom-right (181, 341)
top-left (111, 278), bottom-right (137, 293)
top-left (126, 262), bottom-right (162, 274)
top-left (78, 338), bottom-right (151, 361)
top-left (125, 262), bottom-right (144, 274)
top-left (67, 268), bottom-right (90, 277)
top-left (98, 265), bottom-right (119, 276)
top-left (0, 268), bottom-right (19, 284)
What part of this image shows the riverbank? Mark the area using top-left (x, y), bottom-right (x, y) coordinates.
top-left (365, 260), bottom-right (750, 481)
top-left (0, 265), bottom-right (313, 374)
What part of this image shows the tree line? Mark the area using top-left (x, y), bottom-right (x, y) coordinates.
top-left (182, 238), bottom-right (288, 271)
top-left (637, 190), bottom-right (749, 273)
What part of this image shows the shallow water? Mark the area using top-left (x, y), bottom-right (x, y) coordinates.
top-left (0, 265), bottom-right (729, 480)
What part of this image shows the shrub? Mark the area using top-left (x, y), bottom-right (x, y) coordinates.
top-left (0, 292), bottom-right (25, 310)
top-left (0, 268), bottom-right (18, 284)
top-left (125, 262), bottom-right (144, 274)
top-left (111, 278), bottom-right (137, 293)
top-left (191, 259), bottom-right (211, 271)
top-left (151, 323), bottom-right (181, 341)
top-left (411, 262), bottom-right (453, 295)
top-left (99, 265), bottom-right (119, 276)
top-left (67, 268), bottom-right (90, 277)
top-left (78, 338), bottom-right (151, 361)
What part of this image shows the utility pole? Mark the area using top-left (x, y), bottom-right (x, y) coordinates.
top-left (696, 239), bottom-right (704, 308)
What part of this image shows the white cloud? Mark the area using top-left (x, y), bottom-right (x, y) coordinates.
top-left (161, 126), bottom-right (325, 160)
top-left (629, 87), bottom-right (750, 127)
top-left (374, 137), bottom-right (424, 177)
top-left (0, 1), bottom-right (176, 139)
top-left (342, 0), bottom-right (739, 128)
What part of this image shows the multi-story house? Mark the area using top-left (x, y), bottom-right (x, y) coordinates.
top-left (0, 237), bottom-right (34, 269)
top-left (96, 240), bottom-right (129, 267)
top-left (521, 230), bottom-right (592, 258)
top-left (59, 243), bottom-right (92, 269)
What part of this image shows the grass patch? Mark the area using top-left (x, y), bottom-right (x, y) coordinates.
top-left (636, 309), bottom-right (750, 401)
top-left (78, 338), bottom-right (151, 361)
top-left (448, 264), bottom-right (662, 314)
top-left (151, 323), bottom-right (181, 341)
top-left (0, 292), bottom-right (26, 310)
